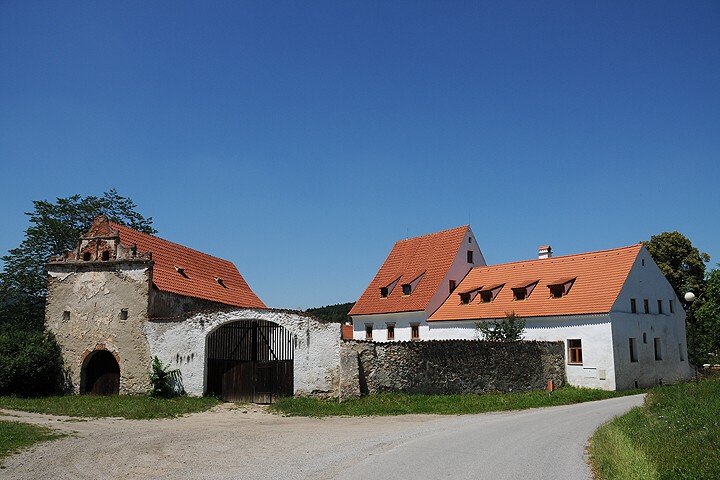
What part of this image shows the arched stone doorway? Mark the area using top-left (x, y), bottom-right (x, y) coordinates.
top-left (205, 319), bottom-right (294, 403)
top-left (81, 349), bottom-right (120, 395)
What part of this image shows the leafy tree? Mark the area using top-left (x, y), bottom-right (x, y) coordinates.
top-left (149, 356), bottom-right (185, 397)
top-left (305, 302), bottom-right (355, 323)
top-left (476, 312), bottom-right (525, 342)
top-left (0, 189), bottom-right (155, 330)
top-left (643, 231), bottom-right (709, 301)
top-left (688, 267), bottom-right (720, 365)
top-left (0, 328), bottom-right (67, 396)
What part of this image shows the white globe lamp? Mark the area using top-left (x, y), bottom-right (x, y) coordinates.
top-left (684, 292), bottom-right (696, 303)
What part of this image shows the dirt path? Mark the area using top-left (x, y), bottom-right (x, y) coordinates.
top-left (0, 395), bottom-right (644, 479)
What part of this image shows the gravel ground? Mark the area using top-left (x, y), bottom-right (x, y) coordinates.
top-left (0, 394), bottom-right (643, 480)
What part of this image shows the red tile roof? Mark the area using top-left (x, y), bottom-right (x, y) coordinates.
top-left (349, 226), bottom-right (469, 316)
top-left (110, 222), bottom-right (266, 309)
top-left (429, 244), bottom-right (642, 321)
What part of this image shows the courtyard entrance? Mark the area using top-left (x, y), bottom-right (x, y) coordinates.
top-left (81, 350), bottom-right (120, 395)
top-left (205, 319), bottom-right (295, 403)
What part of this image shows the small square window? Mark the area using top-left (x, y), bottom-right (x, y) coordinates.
top-left (449, 280), bottom-right (456, 293)
top-left (120, 308), bottom-right (128, 320)
top-left (467, 250), bottom-right (474, 264)
top-left (83, 251), bottom-right (92, 261)
top-left (62, 311), bottom-right (70, 322)
top-left (101, 250), bottom-right (110, 261)
top-left (460, 293), bottom-right (471, 305)
top-left (380, 287), bottom-right (388, 298)
top-left (386, 324), bottom-right (395, 341)
top-left (513, 288), bottom-right (527, 301)
top-left (365, 324), bottom-right (373, 341)
top-left (402, 284), bottom-right (412, 295)
top-left (567, 339), bottom-right (582, 365)
top-left (631, 298), bottom-right (637, 313)
top-left (480, 291), bottom-right (493, 303)
top-left (643, 299), bottom-right (649, 314)
top-left (550, 285), bottom-right (564, 298)
top-left (411, 324), bottom-right (420, 341)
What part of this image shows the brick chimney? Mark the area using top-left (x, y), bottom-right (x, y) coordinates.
top-left (538, 245), bottom-right (552, 259)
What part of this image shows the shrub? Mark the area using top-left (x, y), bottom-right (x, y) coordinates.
top-left (149, 356), bottom-right (185, 397)
top-left (476, 312), bottom-right (525, 342)
top-left (0, 327), bottom-right (66, 396)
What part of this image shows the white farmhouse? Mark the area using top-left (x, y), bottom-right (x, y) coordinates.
top-left (350, 227), bottom-right (694, 390)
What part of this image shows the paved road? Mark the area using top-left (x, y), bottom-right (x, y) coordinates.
top-left (1, 394), bottom-right (643, 480)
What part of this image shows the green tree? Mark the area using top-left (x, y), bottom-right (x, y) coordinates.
top-left (688, 268), bottom-right (720, 365)
top-left (643, 231), bottom-right (709, 301)
top-left (305, 302), bottom-right (355, 323)
top-left (0, 189), bottom-right (155, 330)
top-left (476, 312), bottom-right (525, 342)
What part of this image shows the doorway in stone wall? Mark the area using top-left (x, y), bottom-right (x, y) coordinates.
top-left (81, 350), bottom-right (120, 395)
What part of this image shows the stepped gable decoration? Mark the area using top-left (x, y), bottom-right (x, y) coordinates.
top-left (430, 244), bottom-right (643, 321)
top-left (350, 225), bottom-right (469, 316)
top-left (51, 215), bottom-right (266, 309)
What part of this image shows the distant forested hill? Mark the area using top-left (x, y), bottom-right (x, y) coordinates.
top-left (305, 302), bottom-right (355, 323)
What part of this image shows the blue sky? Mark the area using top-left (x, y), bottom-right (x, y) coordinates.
top-left (1, 1), bottom-right (718, 309)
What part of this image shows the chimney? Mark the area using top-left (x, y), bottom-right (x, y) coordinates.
top-left (538, 245), bottom-right (552, 260)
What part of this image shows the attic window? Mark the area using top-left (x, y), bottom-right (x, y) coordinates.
top-left (480, 291), bottom-right (493, 303)
top-left (460, 293), bottom-right (471, 305)
top-left (83, 252), bottom-right (91, 261)
top-left (512, 281), bottom-right (538, 301)
top-left (467, 250), bottom-right (474, 264)
top-left (175, 266), bottom-right (188, 278)
top-left (215, 277), bottom-right (227, 288)
top-left (402, 284), bottom-right (412, 295)
top-left (380, 287), bottom-right (389, 298)
top-left (101, 250), bottom-right (110, 261)
top-left (513, 288), bottom-right (527, 301)
top-left (548, 278), bottom-right (575, 299)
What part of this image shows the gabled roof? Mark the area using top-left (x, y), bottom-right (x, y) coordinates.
top-left (110, 222), bottom-right (266, 309)
top-left (429, 244), bottom-right (642, 321)
top-left (349, 226), bottom-right (469, 316)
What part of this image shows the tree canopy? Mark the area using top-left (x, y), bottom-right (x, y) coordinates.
top-left (305, 302), bottom-right (355, 323)
top-left (643, 231), bottom-right (709, 300)
top-left (688, 267), bottom-right (720, 365)
top-left (0, 189), bottom-right (155, 329)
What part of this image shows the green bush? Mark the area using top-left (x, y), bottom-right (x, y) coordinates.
top-left (149, 356), bottom-right (185, 397)
top-left (476, 312), bottom-right (526, 342)
top-left (0, 327), bottom-right (66, 397)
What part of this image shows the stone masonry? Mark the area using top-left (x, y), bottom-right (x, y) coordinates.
top-left (339, 339), bottom-right (566, 399)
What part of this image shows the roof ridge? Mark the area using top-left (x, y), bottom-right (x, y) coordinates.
top-left (109, 222), bottom-right (234, 266)
top-left (396, 225), bottom-right (469, 243)
top-left (478, 243), bottom-right (643, 270)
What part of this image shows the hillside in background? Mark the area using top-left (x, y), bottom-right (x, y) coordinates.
top-left (305, 302), bottom-right (354, 323)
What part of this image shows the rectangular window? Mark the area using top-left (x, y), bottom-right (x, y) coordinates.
top-left (567, 339), bottom-right (582, 365)
top-left (513, 288), bottom-right (527, 301)
top-left (402, 284), bottom-right (412, 295)
top-left (657, 300), bottom-right (663, 314)
top-left (631, 298), bottom-right (637, 313)
top-left (467, 250), bottom-right (474, 264)
top-left (654, 338), bottom-right (662, 361)
top-left (679, 343), bottom-right (685, 361)
top-left (380, 287), bottom-right (388, 298)
top-left (120, 308), bottom-right (128, 320)
top-left (644, 299), bottom-right (649, 314)
top-left (386, 324), bottom-right (395, 341)
top-left (449, 280), bottom-right (456, 293)
top-left (550, 285), bottom-right (564, 298)
top-left (480, 291), bottom-right (493, 303)
top-left (460, 293), bottom-right (471, 304)
top-left (411, 324), bottom-right (420, 341)
top-left (629, 338), bottom-right (638, 363)
top-left (62, 311), bottom-right (70, 322)
top-left (365, 324), bottom-right (373, 341)
top-left (669, 300), bottom-right (674, 314)
top-left (643, 332), bottom-right (647, 344)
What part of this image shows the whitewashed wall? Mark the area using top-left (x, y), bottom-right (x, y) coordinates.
top-left (145, 309), bottom-right (341, 396)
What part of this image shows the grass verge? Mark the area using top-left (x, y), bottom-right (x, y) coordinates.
top-left (0, 420), bottom-right (64, 466)
top-left (0, 395), bottom-right (220, 420)
top-left (269, 386), bottom-right (642, 417)
top-left (589, 379), bottom-right (720, 479)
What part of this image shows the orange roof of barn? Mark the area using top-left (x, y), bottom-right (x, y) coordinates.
top-left (429, 244), bottom-right (642, 321)
top-left (349, 226), bottom-right (469, 316)
top-left (109, 222), bottom-right (266, 309)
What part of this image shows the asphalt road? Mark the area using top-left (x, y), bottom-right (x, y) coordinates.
top-left (1, 394), bottom-right (644, 480)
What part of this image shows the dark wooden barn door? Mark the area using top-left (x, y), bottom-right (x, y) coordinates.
top-left (206, 320), bottom-right (294, 403)
top-left (82, 350), bottom-right (120, 395)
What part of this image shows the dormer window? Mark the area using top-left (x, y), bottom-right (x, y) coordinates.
top-left (514, 289), bottom-right (527, 300)
top-left (175, 266), bottom-right (188, 278)
top-left (215, 277), bottom-right (227, 288)
top-left (548, 277), bottom-right (576, 299)
top-left (402, 284), bottom-right (412, 295)
top-left (478, 284), bottom-right (504, 303)
top-left (379, 275), bottom-right (401, 298)
top-left (380, 287), bottom-right (389, 298)
top-left (512, 280), bottom-right (538, 301)
top-left (460, 293), bottom-right (471, 304)
top-left (458, 286), bottom-right (482, 305)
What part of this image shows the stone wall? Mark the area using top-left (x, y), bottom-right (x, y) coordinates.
top-left (145, 308), bottom-right (341, 397)
top-left (339, 339), bottom-right (566, 399)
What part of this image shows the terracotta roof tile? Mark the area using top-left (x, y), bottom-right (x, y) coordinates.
top-left (429, 244), bottom-right (642, 321)
top-left (349, 226), bottom-right (469, 316)
top-left (110, 222), bottom-right (266, 309)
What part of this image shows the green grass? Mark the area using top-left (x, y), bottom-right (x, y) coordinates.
top-left (589, 379), bottom-right (720, 480)
top-left (0, 420), bottom-right (64, 465)
top-left (0, 395), bottom-right (221, 420)
top-left (269, 386), bottom-right (642, 417)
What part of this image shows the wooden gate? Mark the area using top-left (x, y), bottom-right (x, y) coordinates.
top-left (206, 320), bottom-right (294, 403)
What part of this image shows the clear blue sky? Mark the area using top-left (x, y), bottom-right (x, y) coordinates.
top-left (1, 1), bottom-right (718, 309)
